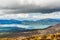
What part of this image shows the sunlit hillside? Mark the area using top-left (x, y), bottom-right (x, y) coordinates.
top-left (0, 33), bottom-right (60, 40)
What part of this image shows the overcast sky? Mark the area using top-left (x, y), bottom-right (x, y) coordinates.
top-left (0, 0), bottom-right (60, 13)
top-left (0, 0), bottom-right (60, 20)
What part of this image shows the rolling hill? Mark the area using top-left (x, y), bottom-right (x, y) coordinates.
top-left (14, 24), bottom-right (60, 37)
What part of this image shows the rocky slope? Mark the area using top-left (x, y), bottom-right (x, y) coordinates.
top-left (16, 24), bottom-right (60, 37)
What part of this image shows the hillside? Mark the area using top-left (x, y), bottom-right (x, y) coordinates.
top-left (0, 24), bottom-right (60, 38)
top-left (37, 24), bottom-right (60, 35)
top-left (16, 24), bottom-right (60, 37)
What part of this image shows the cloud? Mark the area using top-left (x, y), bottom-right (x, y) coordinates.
top-left (0, 0), bottom-right (60, 13)
top-left (0, 13), bottom-right (29, 19)
top-left (0, 12), bottom-right (60, 20)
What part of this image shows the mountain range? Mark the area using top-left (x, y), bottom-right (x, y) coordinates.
top-left (0, 18), bottom-right (60, 25)
top-left (0, 18), bottom-right (60, 32)
top-left (0, 18), bottom-right (60, 37)
top-left (21, 18), bottom-right (60, 25)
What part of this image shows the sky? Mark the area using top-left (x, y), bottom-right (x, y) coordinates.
top-left (0, 0), bottom-right (60, 20)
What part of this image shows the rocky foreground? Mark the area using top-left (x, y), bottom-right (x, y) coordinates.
top-left (0, 32), bottom-right (60, 40)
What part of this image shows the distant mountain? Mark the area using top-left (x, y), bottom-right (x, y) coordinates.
top-left (21, 18), bottom-right (60, 25)
top-left (0, 27), bottom-right (35, 33)
top-left (0, 19), bottom-right (60, 25)
top-left (37, 18), bottom-right (60, 25)
top-left (0, 27), bottom-right (20, 32)
top-left (0, 19), bottom-right (60, 29)
top-left (0, 19), bottom-right (22, 24)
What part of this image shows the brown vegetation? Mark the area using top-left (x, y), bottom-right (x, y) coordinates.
top-left (0, 33), bottom-right (60, 40)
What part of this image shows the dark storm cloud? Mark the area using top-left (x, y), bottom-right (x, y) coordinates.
top-left (0, 0), bottom-right (60, 13)
top-left (4, 8), bottom-right (60, 13)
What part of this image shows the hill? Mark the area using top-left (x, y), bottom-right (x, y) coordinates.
top-left (1, 24), bottom-right (60, 38)
top-left (15, 24), bottom-right (60, 37)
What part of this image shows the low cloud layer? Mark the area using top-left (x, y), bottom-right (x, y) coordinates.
top-left (0, 0), bottom-right (60, 13)
top-left (0, 12), bottom-right (60, 21)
